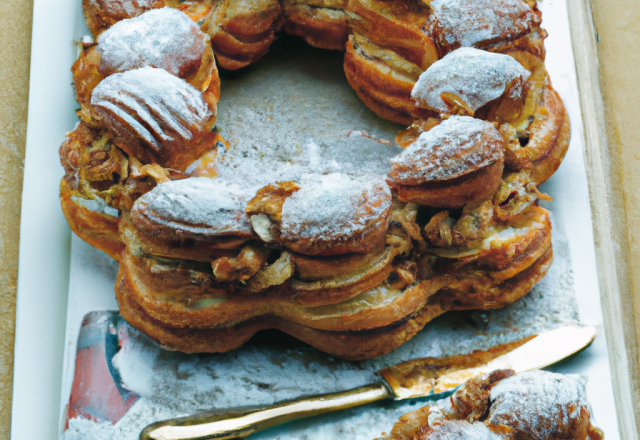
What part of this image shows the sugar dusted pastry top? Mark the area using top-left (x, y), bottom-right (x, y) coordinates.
top-left (388, 116), bottom-right (504, 184)
top-left (489, 370), bottom-right (590, 438)
top-left (426, 0), bottom-right (535, 49)
top-left (91, 66), bottom-right (212, 151)
top-left (97, 8), bottom-right (208, 78)
top-left (131, 177), bottom-right (254, 237)
top-left (412, 47), bottom-right (531, 113)
top-left (61, 0), bottom-right (571, 361)
top-left (428, 421), bottom-right (504, 440)
top-left (376, 370), bottom-right (601, 440)
top-left (280, 173), bottom-right (392, 241)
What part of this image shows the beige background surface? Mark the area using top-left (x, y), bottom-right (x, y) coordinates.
top-left (589, 0), bottom-right (640, 431)
top-left (0, 0), bottom-right (33, 437)
top-left (0, 0), bottom-right (638, 437)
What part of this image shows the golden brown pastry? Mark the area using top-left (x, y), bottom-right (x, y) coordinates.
top-left (344, 33), bottom-right (437, 125)
top-left (409, 47), bottom-right (569, 185)
top-left (73, 8), bottom-right (219, 126)
top-left (130, 177), bottom-right (256, 261)
top-left (91, 67), bottom-right (218, 171)
top-left (376, 370), bottom-right (604, 440)
top-left (115, 243), bottom-right (551, 358)
top-left (59, 123), bottom-right (133, 260)
top-left (200, 0), bottom-right (283, 70)
top-left (387, 116), bottom-right (505, 208)
top-left (425, 205), bottom-right (552, 282)
top-left (59, 0), bottom-right (570, 359)
top-left (423, 0), bottom-right (543, 57)
top-left (280, 0), bottom-right (349, 50)
top-left (247, 174), bottom-right (393, 256)
top-left (83, 0), bottom-right (165, 36)
top-left (411, 48), bottom-right (531, 117)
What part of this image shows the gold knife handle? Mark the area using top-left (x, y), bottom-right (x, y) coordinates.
top-left (140, 383), bottom-right (391, 440)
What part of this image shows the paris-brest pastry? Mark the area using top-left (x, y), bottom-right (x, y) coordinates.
top-left (375, 370), bottom-right (603, 440)
top-left (61, 0), bottom-right (568, 359)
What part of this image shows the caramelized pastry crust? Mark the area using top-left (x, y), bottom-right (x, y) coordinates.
top-left (376, 370), bottom-right (604, 440)
top-left (91, 67), bottom-right (218, 170)
top-left (83, 0), bottom-right (165, 36)
top-left (73, 8), bottom-right (219, 126)
top-left (388, 116), bottom-right (505, 208)
top-left (60, 0), bottom-right (571, 359)
top-left (130, 177), bottom-right (256, 261)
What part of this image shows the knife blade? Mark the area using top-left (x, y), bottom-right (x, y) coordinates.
top-left (65, 311), bottom-right (139, 430)
top-left (140, 325), bottom-right (595, 440)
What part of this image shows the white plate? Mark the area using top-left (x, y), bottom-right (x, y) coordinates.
top-left (11, 0), bottom-right (621, 438)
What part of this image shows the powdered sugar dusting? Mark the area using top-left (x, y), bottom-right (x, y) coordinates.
top-left (91, 67), bottom-right (211, 148)
top-left (389, 116), bottom-right (503, 184)
top-left (427, 0), bottom-right (534, 48)
top-left (489, 370), bottom-right (589, 437)
top-left (412, 47), bottom-right (530, 112)
top-left (280, 173), bottom-right (392, 241)
top-left (132, 177), bottom-right (254, 236)
top-left (429, 420), bottom-right (504, 439)
top-left (214, 134), bottom-right (399, 189)
top-left (97, 8), bottom-right (208, 78)
top-left (60, 214), bottom-right (581, 440)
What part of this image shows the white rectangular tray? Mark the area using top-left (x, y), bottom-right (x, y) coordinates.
top-left (11, 0), bottom-right (622, 438)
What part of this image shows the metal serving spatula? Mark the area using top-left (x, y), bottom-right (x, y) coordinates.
top-left (140, 325), bottom-right (595, 440)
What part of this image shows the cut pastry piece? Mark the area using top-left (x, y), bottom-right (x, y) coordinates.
top-left (411, 47), bottom-right (531, 116)
top-left (91, 67), bottom-right (218, 171)
top-left (130, 177), bottom-right (256, 261)
top-left (73, 8), bottom-right (219, 125)
top-left (488, 370), bottom-right (602, 439)
top-left (83, 0), bottom-right (165, 36)
top-left (376, 370), bottom-right (603, 440)
top-left (387, 116), bottom-right (505, 208)
top-left (424, 0), bottom-right (540, 56)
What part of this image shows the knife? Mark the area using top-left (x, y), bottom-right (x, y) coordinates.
top-left (140, 325), bottom-right (595, 440)
top-left (65, 312), bottom-right (139, 429)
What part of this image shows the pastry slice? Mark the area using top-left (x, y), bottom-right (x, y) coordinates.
top-left (376, 370), bottom-right (603, 440)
